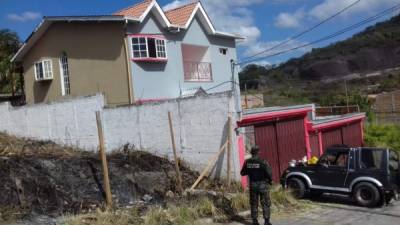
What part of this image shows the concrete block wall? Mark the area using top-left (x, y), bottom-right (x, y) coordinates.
top-left (0, 94), bottom-right (105, 149)
top-left (102, 92), bottom-right (240, 179)
top-left (0, 92), bottom-right (241, 180)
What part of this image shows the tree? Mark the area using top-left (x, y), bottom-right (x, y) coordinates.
top-left (238, 64), bottom-right (269, 90)
top-left (0, 29), bottom-right (21, 95)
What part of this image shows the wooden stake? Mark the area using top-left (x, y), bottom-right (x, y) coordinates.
top-left (96, 111), bottom-right (113, 208)
top-left (190, 142), bottom-right (228, 191)
top-left (227, 116), bottom-right (232, 188)
top-left (168, 111), bottom-right (183, 194)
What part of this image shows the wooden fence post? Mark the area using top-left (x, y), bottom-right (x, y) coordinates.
top-left (168, 111), bottom-right (184, 194)
top-left (96, 111), bottom-right (113, 208)
top-left (227, 116), bottom-right (232, 188)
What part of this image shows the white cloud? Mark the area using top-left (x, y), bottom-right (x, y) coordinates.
top-left (274, 9), bottom-right (305, 28)
top-left (310, 0), bottom-right (399, 20)
top-left (274, 0), bottom-right (399, 31)
top-left (163, 0), bottom-right (187, 11)
top-left (7, 11), bottom-right (41, 22)
top-left (162, 0), bottom-right (264, 46)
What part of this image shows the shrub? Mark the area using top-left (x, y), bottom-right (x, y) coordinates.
top-left (365, 124), bottom-right (400, 152)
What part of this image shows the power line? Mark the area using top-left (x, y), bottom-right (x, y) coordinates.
top-left (238, 2), bottom-right (400, 65)
top-left (241, 0), bottom-right (361, 62)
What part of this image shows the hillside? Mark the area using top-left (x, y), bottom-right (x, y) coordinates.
top-left (239, 14), bottom-right (400, 108)
top-left (273, 13), bottom-right (400, 80)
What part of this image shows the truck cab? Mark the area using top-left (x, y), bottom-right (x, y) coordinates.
top-left (281, 147), bottom-right (400, 207)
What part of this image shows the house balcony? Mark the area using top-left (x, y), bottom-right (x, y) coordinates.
top-left (181, 44), bottom-right (212, 82)
top-left (183, 61), bottom-right (213, 82)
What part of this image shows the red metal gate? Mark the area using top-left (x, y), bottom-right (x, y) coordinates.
top-left (322, 128), bottom-right (343, 151)
top-left (342, 122), bottom-right (362, 147)
top-left (276, 118), bottom-right (307, 175)
top-left (309, 133), bottom-right (320, 157)
top-left (254, 117), bottom-right (307, 182)
top-left (254, 123), bottom-right (281, 182)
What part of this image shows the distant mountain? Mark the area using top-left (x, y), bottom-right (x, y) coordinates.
top-left (270, 13), bottom-right (400, 81)
top-left (239, 14), bottom-right (400, 108)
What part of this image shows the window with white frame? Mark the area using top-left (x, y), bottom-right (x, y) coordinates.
top-left (131, 36), bottom-right (167, 60)
top-left (60, 54), bottom-right (71, 95)
top-left (34, 59), bottom-right (53, 81)
top-left (156, 39), bottom-right (166, 58)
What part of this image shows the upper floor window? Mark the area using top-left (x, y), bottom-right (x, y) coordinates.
top-left (34, 59), bottom-right (53, 81)
top-left (219, 48), bottom-right (228, 55)
top-left (130, 35), bottom-right (167, 62)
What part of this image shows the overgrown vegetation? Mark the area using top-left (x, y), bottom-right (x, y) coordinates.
top-left (64, 197), bottom-right (220, 225)
top-left (63, 187), bottom-right (309, 225)
top-left (63, 208), bottom-right (143, 225)
top-left (365, 124), bottom-right (400, 152)
top-left (0, 29), bottom-right (22, 95)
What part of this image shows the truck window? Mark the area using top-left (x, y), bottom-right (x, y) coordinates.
top-left (319, 151), bottom-right (349, 168)
top-left (389, 151), bottom-right (399, 172)
top-left (360, 149), bottom-right (384, 170)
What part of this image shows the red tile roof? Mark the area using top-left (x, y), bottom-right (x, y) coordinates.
top-left (165, 1), bottom-right (198, 26)
top-left (113, 0), bottom-right (153, 18)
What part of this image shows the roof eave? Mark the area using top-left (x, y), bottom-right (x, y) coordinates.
top-left (311, 113), bottom-right (366, 131)
top-left (238, 106), bottom-right (313, 127)
top-left (11, 16), bottom-right (138, 62)
top-left (213, 31), bottom-right (245, 40)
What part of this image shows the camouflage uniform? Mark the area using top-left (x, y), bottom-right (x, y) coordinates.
top-left (241, 152), bottom-right (272, 225)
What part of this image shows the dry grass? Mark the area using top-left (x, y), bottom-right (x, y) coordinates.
top-left (62, 208), bottom-right (143, 225)
top-left (0, 132), bottom-right (83, 158)
top-left (230, 191), bottom-right (250, 212)
top-left (230, 185), bottom-right (314, 215)
top-left (0, 207), bottom-right (28, 224)
top-left (194, 197), bottom-right (219, 218)
top-left (63, 188), bottom-right (313, 225)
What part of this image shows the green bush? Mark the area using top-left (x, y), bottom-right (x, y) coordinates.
top-left (365, 124), bottom-right (400, 152)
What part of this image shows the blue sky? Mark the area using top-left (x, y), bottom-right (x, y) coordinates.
top-left (1, 0), bottom-right (399, 65)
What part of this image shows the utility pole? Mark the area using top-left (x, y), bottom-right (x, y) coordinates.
top-left (344, 79), bottom-right (350, 113)
top-left (244, 83), bottom-right (248, 109)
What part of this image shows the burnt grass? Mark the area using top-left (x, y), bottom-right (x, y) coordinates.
top-left (0, 133), bottom-right (199, 219)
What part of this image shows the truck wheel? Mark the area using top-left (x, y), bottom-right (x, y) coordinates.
top-left (287, 177), bottom-right (306, 199)
top-left (353, 182), bottom-right (381, 207)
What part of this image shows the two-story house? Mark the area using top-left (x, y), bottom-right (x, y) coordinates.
top-left (12, 0), bottom-right (242, 106)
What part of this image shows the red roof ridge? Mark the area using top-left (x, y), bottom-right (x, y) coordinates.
top-left (164, 1), bottom-right (199, 13)
top-left (113, 0), bottom-right (153, 16)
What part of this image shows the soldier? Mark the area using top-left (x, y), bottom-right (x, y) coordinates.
top-left (240, 146), bottom-right (272, 225)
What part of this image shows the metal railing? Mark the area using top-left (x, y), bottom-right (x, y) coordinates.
top-left (183, 61), bottom-right (212, 82)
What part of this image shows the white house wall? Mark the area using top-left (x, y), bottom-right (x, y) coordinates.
top-left (127, 12), bottom-right (240, 101)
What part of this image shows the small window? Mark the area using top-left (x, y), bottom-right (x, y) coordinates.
top-left (219, 48), bottom-right (228, 55)
top-left (131, 35), bottom-right (167, 61)
top-left (156, 39), bottom-right (166, 58)
top-left (60, 53), bottom-right (71, 95)
top-left (132, 37), bottom-right (148, 58)
top-left (34, 59), bottom-right (53, 81)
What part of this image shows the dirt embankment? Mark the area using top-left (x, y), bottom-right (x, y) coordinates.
top-left (0, 133), bottom-right (198, 219)
top-left (299, 46), bottom-right (400, 80)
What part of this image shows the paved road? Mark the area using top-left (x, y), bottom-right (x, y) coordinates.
top-left (225, 195), bottom-right (400, 225)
